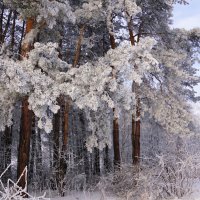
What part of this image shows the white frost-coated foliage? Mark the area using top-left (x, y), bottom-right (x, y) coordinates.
top-left (1, 33), bottom-right (194, 144)
top-left (145, 40), bottom-right (199, 135)
top-left (85, 106), bottom-right (113, 152)
top-left (37, 0), bottom-right (76, 28)
top-left (74, 0), bottom-right (141, 27)
top-left (151, 94), bottom-right (192, 134)
top-left (105, 37), bottom-right (159, 86)
top-left (0, 36), bottom-right (158, 137)
top-left (59, 37), bottom-right (159, 148)
top-left (189, 27), bottom-right (200, 38)
top-left (22, 28), bottom-right (40, 50)
top-left (60, 60), bottom-right (115, 111)
top-left (64, 37), bottom-right (158, 116)
top-left (0, 53), bottom-right (29, 131)
top-left (0, 86), bottom-right (16, 131)
top-left (107, 0), bottom-right (141, 17)
top-left (104, 37), bottom-right (159, 115)
top-left (3, 0), bottom-right (198, 153)
top-left (0, 43), bottom-right (69, 133)
top-left (0, 31), bottom-right (196, 148)
top-left (107, 0), bottom-right (141, 34)
top-left (23, 42), bottom-right (70, 133)
top-left (114, 0), bottom-right (142, 17)
top-left (75, 0), bottom-right (104, 25)
top-left (0, 42), bottom-right (114, 133)
top-left (3, 0), bottom-right (76, 28)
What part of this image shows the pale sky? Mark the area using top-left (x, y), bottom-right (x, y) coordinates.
top-left (172, 0), bottom-right (200, 114)
top-left (173, 0), bottom-right (200, 29)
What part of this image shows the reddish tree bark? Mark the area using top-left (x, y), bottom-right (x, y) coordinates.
top-left (18, 21), bottom-right (25, 59)
top-left (21, 18), bottom-right (35, 57)
top-left (57, 24), bottom-right (85, 195)
top-left (73, 25), bottom-right (85, 67)
top-left (113, 110), bottom-right (121, 167)
top-left (17, 96), bottom-right (32, 192)
top-left (59, 98), bottom-right (70, 196)
top-left (133, 98), bottom-right (141, 165)
top-left (129, 25), bottom-right (141, 165)
top-left (17, 18), bottom-right (35, 193)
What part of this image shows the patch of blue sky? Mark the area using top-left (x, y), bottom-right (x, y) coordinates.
top-left (172, 0), bottom-right (200, 29)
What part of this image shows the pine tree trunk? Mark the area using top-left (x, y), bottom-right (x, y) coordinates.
top-left (59, 99), bottom-right (70, 196)
top-left (53, 109), bottom-right (60, 190)
top-left (109, 34), bottom-right (116, 49)
top-left (17, 97), bottom-right (32, 191)
top-left (36, 127), bottom-right (43, 190)
top-left (109, 34), bottom-right (121, 168)
top-left (62, 101), bottom-right (70, 154)
top-left (18, 21), bottom-right (25, 59)
top-left (83, 143), bottom-right (90, 183)
top-left (56, 23), bottom-right (85, 193)
top-left (17, 18), bottom-right (35, 193)
top-left (104, 145), bottom-right (111, 173)
top-left (73, 25), bottom-right (85, 67)
top-left (129, 27), bottom-right (141, 166)
top-left (131, 114), bottom-right (135, 163)
top-left (10, 10), bottom-right (17, 51)
top-left (78, 111), bottom-right (90, 183)
top-left (113, 111), bottom-right (120, 167)
top-left (4, 126), bottom-right (12, 181)
top-left (29, 115), bottom-right (36, 184)
top-left (0, 132), bottom-right (4, 178)
top-left (128, 23), bottom-right (135, 46)
top-left (133, 99), bottom-right (140, 165)
top-left (21, 18), bottom-right (35, 57)
top-left (0, 5), bottom-right (4, 42)
top-left (1, 10), bottom-right (12, 43)
top-left (93, 147), bottom-right (100, 176)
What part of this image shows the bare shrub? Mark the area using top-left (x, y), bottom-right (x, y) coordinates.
top-left (99, 153), bottom-right (200, 200)
top-left (0, 165), bottom-right (49, 200)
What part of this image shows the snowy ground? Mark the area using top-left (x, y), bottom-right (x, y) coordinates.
top-left (47, 187), bottom-right (200, 200)
top-left (46, 191), bottom-right (121, 200)
top-left (45, 191), bottom-right (200, 200)
top-left (53, 191), bottom-right (200, 200)
top-left (30, 190), bottom-right (121, 200)
top-left (180, 183), bottom-right (200, 200)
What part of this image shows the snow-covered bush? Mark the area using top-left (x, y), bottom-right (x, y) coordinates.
top-left (99, 153), bottom-right (200, 200)
top-left (39, 150), bottom-right (87, 196)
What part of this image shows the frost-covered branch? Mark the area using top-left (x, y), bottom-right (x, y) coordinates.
top-left (0, 165), bottom-right (50, 200)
